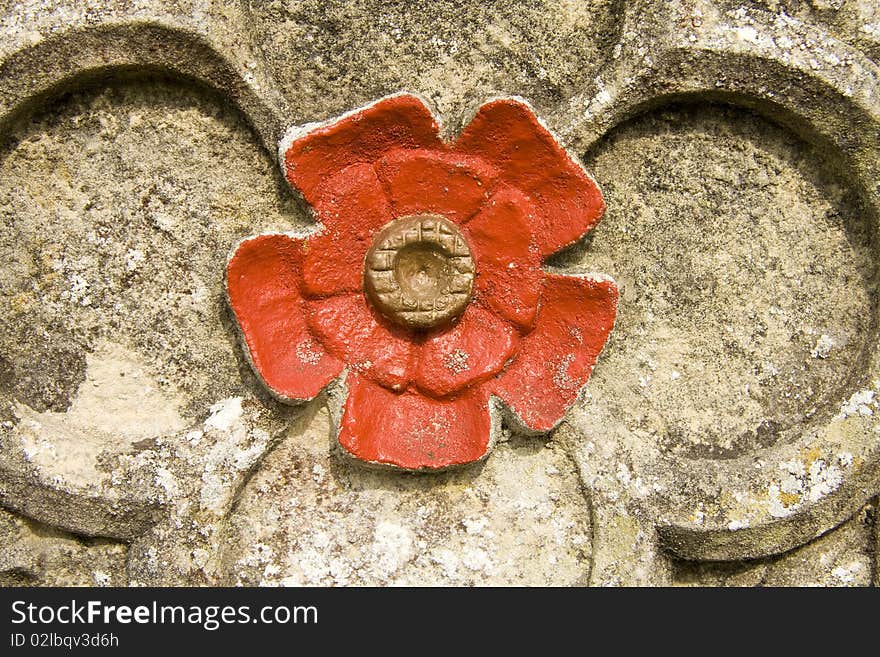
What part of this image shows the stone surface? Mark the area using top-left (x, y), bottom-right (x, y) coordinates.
top-left (220, 407), bottom-right (592, 586)
top-left (578, 102), bottom-right (874, 459)
top-left (0, 507), bottom-right (127, 586)
top-left (0, 0), bottom-right (878, 586)
top-left (243, 0), bottom-right (623, 123)
top-left (671, 501), bottom-right (876, 586)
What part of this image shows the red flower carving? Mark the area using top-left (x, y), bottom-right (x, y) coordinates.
top-left (226, 94), bottom-right (618, 470)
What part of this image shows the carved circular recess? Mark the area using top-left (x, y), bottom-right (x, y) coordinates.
top-left (557, 17), bottom-right (880, 575)
top-left (363, 214), bottom-right (474, 330)
top-left (580, 103), bottom-right (875, 458)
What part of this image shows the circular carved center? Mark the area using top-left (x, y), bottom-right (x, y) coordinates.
top-left (364, 214), bottom-right (474, 330)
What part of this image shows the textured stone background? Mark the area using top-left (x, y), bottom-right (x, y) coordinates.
top-left (0, 0), bottom-right (877, 585)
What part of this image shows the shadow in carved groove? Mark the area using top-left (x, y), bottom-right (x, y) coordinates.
top-left (0, 75), bottom-right (303, 545)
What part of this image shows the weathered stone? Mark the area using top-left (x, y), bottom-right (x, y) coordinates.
top-left (220, 407), bottom-right (592, 586)
top-left (0, 507), bottom-right (127, 586)
top-left (0, 0), bottom-right (877, 586)
top-left (671, 501), bottom-right (876, 587)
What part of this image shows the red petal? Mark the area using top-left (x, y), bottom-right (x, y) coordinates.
top-left (338, 373), bottom-right (492, 469)
top-left (492, 274), bottom-right (618, 432)
top-left (305, 294), bottom-right (415, 390)
top-left (416, 303), bottom-right (518, 397)
top-left (375, 149), bottom-right (497, 223)
top-left (284, 94), bottom-right (442, 205)
top-left (455, 99), bottom-right (605, 258)
top-left (463, 188), bottom-right (542, 330)
top-left (301, 164), bottom-right (393, 297)
top-left (226, 234), bottom-right (343, 401)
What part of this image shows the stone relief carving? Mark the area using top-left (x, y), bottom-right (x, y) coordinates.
top-left (0, 0), bottom-right (877, 586)
top-left (226, 93), bottom-right (616, 470)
